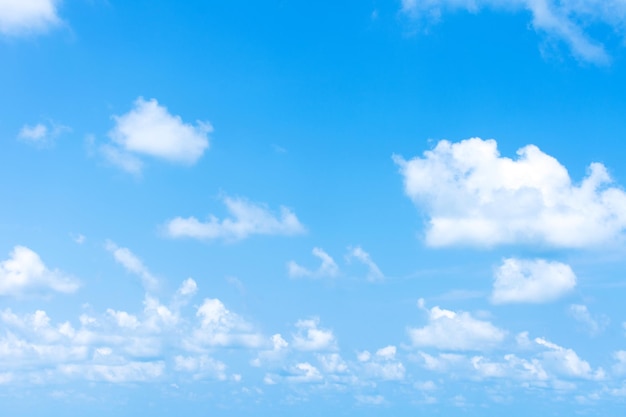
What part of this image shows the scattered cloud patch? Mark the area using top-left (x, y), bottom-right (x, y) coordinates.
top-left (165, 196), bottom-right (305, 241)
top-left (292, 318), bottom-right (337, 352)
top-left (346, 246), bottom-right (384, 282)
top-left (102, 97), bottom-right (211, 173)
top-left (400, 0), bottom-right (626, 64)
top-left (491, 258), bottom-right (576, 304)
top-left (394, 138), bottom-right (626, 248)
top-left (0, 0), bottom-right (61, 36)
top-left (535, 337), bottom-right (605, 380)
top-left (358, 345), bottom-right (406, 381)
top-left (287, 247), bottom-right (339, 278)
top-left (409, 299), bottom-right (506, 350)
top-left (569, 304), bottom-right (608, 336)
top-left (0, 246), bottom-right (79, 297)
top-left (18, 121), bottom-right (70, 148)
top-left (105, 241), bottom-right (159, 292)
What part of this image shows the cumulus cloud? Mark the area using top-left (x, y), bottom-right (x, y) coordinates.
top-left (0, 276), bottom-right (263, 384)
top-left (105, 241), bottom-right (159, 291)
top-left (0, 246), bottom-right (80, 296)
top-left (102, 97), bottom-right (211, 173)
top-left (165, 196), bottom-right (306, 241)
top-left (491, 258), bottom-right (576, 304)
top-left (408, 299), bottom-right (506, 350)
top-left (401, 0), bottom-right (626, 64)
top-left (0, 0), bottom-right (61, 36)
top-left (287, 247), bottom-right (339, 278)
top-left (292, 318), bottom-right (337, 352)
top-left (358, 345), bottom-right (406, 381)
top-left (185, 298), bottom-right (263, 349)
top-left (346, 246), bottom-right (384, 282)
top-left (18, 121), bottom-right (70, 147)
top-left (394, 138), bottom-right (626, 248)
top-left (569, 304), bottom-right (608, 336)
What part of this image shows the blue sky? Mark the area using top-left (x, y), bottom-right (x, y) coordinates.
top-left (2, 0), bottom-right (626, 415)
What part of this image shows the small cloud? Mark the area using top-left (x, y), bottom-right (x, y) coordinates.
top-left (101, 97), bottom-right (211, 174)
top-left (0, 246), bottom-right (80, 296)
top-left (0, 0), bottom-right (62, 37)
top-left (409, 299), bottom-right (505, 351)
top-left (18, 121), bottom-right (71, 148)
top-left (105, 241), bottom-right (159, 292)
top-left (70, 234), bottom-right (86, 245)
top-left (165, 196), bottom-right (306, 242)
top-left (569, 304), bottom-right (609, 336)
top-left (346, 246), bottom-right (384, 282)
top-left (287, 247), bottom-right (339, 279)
top-left (292, 317), bottom-right (337, 352)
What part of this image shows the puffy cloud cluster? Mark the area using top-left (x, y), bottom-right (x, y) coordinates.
top-left (395, 138), bottom-right (626, 248)
top-left (166, 196), bottom-right (306, 241)
top-left (401, 0), bottom-right (626, 64)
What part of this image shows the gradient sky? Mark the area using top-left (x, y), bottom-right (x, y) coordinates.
top-left (2, 1), bottom-right (626, 416)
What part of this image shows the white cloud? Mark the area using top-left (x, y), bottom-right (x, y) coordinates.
top-left (317, 353), bottom-right (348, 374)
top-left (346, 246), bottom-right (384, 282)
top-left (286, 362), bottom-right (323, 383)
top-left (251, 333), bottom-right (289, 366)
top-left (287, 247), bottom-right (339, 278)
top-left (18, 121), bottom-right (70, 147)
top-left (409, 299), bottom-right (506, 350)
top-left (359, 345), bottom-right (406, 381)
top-left (105, 241), bottom-right (159, 291)
top-left (535, 337), bottom-right (604, 380)
top-left (185, 298), bottom-right (263, 349)
top-left (174, 355), bottom-right (227, 380)
top-left (394, 138), bottom-right (626, 248)
top-left (569, 304), bottom-right (608, 335)
top-left (401, 0), bottom-right (626, 64)
top-left (102, 97), bottom-right (211, 173)
top-left (292, 318), bottom-right (336, 352)
top-left (491, 258), bottom-right (576, 304)
top-left (0, 0), bottom-right (61, 36)
top-left (0, 246), bottom-right (80, 296)
top-left (165, 196), bottom-right (306, 241)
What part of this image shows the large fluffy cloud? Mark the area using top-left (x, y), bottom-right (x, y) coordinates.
top-left (409, 299), bottom-right (506, 351)
top-left (401, 0), bottom-right (626, 64)
top-left (0, 0), bottom-right (61, 36)
top-left (165, 196), bottom-right (306, 241)
top-left (491, 258), bottom-right (576, 304)
top-left (394, 138), bottom-right (626, 248)
top-left (0, 246), bottom-right (80, 296)
top-left (103, 97), bottom-right (211, 173)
